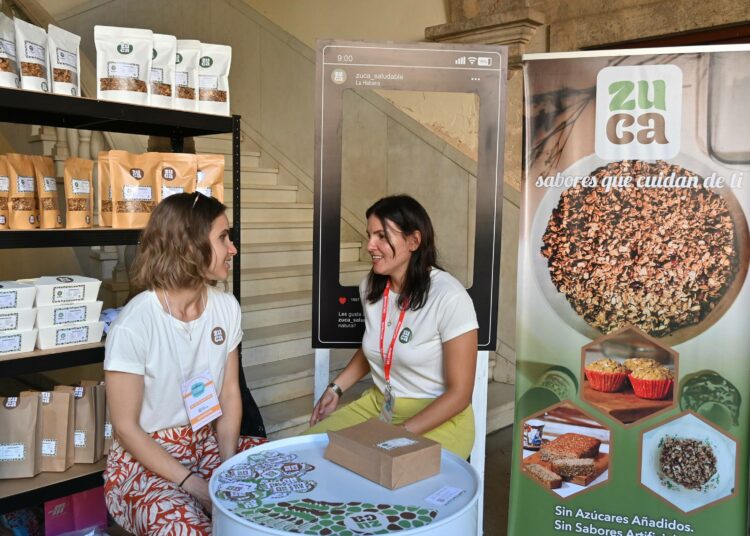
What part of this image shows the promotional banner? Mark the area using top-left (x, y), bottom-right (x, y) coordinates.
top-left (510, 47), bottom-right (750, 535)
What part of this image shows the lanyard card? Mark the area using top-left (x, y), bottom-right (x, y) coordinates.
top-left (181, 370), bottom-right (222, 431)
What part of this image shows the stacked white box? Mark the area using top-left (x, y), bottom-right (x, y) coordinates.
top-left (0, 281), bottom-right (37, 356)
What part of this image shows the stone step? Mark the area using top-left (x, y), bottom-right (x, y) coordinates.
top-left (193, 133), bottom-right (254, 154)
top-left (245, 350), bottom-right (354, 407)
top-left (241, 290), bottom-right (311, 329)
top-left (259, 380), bottom-right (515, 440)
top-left (240, 222), bottom-right (313, 245)
top-left (239, 184), bottom-right (297, 204)
top-left (223, 167), bottom-right (279, 185)
top-left (244, 241), bottom-right (360, 270)
top-left (241, 320), bottom-right (312, 367)
top-left (233, 261), bottom-right (371, 298)
top-left (227, 202), bottom-right (312, 223)
top-left (262, 381), bottom-right (372, 439)
top-left (223, 151), bottom-right (261, 169)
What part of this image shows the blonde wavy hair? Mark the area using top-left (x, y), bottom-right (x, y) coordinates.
top-left (130, 192), bottom-right (227, 292)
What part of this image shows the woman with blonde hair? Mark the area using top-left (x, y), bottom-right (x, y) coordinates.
top-left (103, 192), bottom-right (265, 535)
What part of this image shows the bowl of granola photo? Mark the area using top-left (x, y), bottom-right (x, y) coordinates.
top-left (532, 154), bottom-right (750, 345)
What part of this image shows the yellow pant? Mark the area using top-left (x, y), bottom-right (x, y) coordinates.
top-left (304, 386), bottom-right (475, 459)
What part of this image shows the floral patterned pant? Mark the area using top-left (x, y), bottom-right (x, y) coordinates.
top-left (104, 425), bottom-right (266, 535)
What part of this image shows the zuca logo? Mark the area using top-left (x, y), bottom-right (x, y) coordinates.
top-left (130, 168), bottom-right (144, 180)
top-left (595, 65), bottom-right (682, 160)
top-left (200, 56), bottom-right (213, 68)
top-left (211, 327), bottom-right (226, 345)
top-left (117, 43), bottom-right (133, 54)
top-left (162, 167), bottom-right (176, 180)
top-left (176, 52), bottom-right (183, 64)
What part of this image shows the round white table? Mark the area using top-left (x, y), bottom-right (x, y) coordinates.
top-left (210, 434), bottom-right (480, 535)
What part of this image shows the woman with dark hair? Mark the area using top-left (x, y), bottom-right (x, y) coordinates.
top-left (307, 195), bottom-right (478, 458)
top-left (103, 192), bottom-right (265, 535)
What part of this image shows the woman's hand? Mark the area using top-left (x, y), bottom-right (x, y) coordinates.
top-left (309, 388), bottom-right (340, 426)
top-left (182, 473), bottom-right (212, 513)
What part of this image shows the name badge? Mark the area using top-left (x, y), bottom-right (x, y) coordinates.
top-left (181, 370), bottom-right (222, 431)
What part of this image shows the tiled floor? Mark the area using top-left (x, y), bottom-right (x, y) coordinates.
top-left (483, 426), bottom-right (513, 536)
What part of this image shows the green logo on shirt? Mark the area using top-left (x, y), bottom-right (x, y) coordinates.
top-left (399, 327), bottom-right (412, 344)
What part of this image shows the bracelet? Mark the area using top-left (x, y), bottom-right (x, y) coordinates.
top-left (178, 471), bottom-right (195, 488)
top-left (328, 382), bottom-right (344, 398)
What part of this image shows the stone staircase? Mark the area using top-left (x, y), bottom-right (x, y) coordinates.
top-left (198, 132), bottom-right (515, 439)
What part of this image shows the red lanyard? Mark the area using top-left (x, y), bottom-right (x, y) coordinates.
top-left (379, 280), bottom-right (408, 384)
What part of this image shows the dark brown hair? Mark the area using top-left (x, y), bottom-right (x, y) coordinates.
top-left (365, 195), bottom-right (441, 310)
top-left (130, 192), bottom-right (226, 292)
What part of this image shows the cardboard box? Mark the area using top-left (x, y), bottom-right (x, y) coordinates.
top-left (37, 301), bottom-right (103, 328)
top-left (0, 308), bottom-right (36, 332)
top-left (37, 321), bottom-right (104, 350)
top-left (31, 276), bottom-right (101, 306)
top-left (0, 328), bottom-right (37, 355)
top-left (324, 419), bottom-right (441, 489)
top-left (0, 281), bottom-right (36, 310)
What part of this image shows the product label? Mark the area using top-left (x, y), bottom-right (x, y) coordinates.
top-left (0, 291), bottom-right (17, 309)
top-left (72, 178), bottom-right (90, 194)
top-left (376, 437), bottom-right (418, 450)
top-left (150, 67), bottom-right (163, 82)
top-left (74, 431), bottom-right (86, 448)
top-left (199, 74), bottom-right (218, 89)
top-left (41, 392), bottom-right (50, 404)
top-left (123, 185), bottom-right (152, 201)
top-left (73, 386), bottom-right (84, 398)
top-left (52, 284), bottom-right (85, 303)
top-left (0, 443), bottom-right (25, 461)
top-left (17, 176), bottom-right (35, 193)
top-left (41, 439), bottom-right (57, 456)
top-left (162, 186), bottom-right (184, 199)
top-left (196, 186), bottom-right (212, 198)
top-left (54, 305), bottom-right (87, 325)
top-left (0, 38), bottom-right (16, 59)
top-left (104, 422), bottom-right (112, 439)
top-left (0, 313), bottom-right (18, 330)
top-left (55, 325), bottom-right (89, 345)
top-left (24, 41), bottom-right (46, 62)
top-left (43, 176), bottom-right (57, 192)
top-left (0, 176), bottom-right (8, 192)
top-left (424, 486), bottom-right (465, 506)
top-left (0, 334), bottom-right (21, 353)
top-left (196, 170), bottom-right (205, 182)
top-left (175, 70), bottom-right (188, 87)
top-left (56, 48), bottom-right (77, 69)
top-left (107, 61), bottom-right (139, 79)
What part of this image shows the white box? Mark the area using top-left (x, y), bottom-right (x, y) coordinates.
top-left (37, 321), bottom-right (104, 350)
top-left (0, 308), bottom-right (37, 332)
top-left (0, 281), bottom-right (36, 310)
top-left (32, 276), bottom-right (102, 306)
top-left (0, 329), bottom-right (37, 355)
top-left (37, 301), bottom-right (103, 329)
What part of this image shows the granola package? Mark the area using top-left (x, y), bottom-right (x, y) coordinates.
top-left (14, 18), bottom-right (49, 92)
top-left (158, 152), bottom-right (196, 202)
top-left (198, 43), bottom-right (231, 116)
top-left (175, 39), bottom-right (200, 112)
top-left (63, 157), bottom-right (94, 229)
top-left (95, 25), bottom-right (153, 105)
top-left (31, 155), bottom-right (62, 229)
top-left (5, 153), bottom-right (38, 229)
top-left (47, 24), bottom-right (80, 97)
top-left (150, 33), bottom-right (176, 109)
top-left (110, 150), bottom-right (159, 228)
top-left (196, 154), bottom-right (225, 203)
top-left (54, 385), bottom-right (99, 464)
top-left (0, 395), bottom-right (41, 479)
top-left (21, 390), bottom-right (74, 473)
top-left (97, 151), bottom-right (111, 227)
top-left (0, 155), bottom-right (9, 230)
top-left (0, 13), bottom-right (19, 89)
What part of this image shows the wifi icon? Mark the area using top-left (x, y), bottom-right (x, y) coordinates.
top-left (468, 57), bottom-right (477, 65)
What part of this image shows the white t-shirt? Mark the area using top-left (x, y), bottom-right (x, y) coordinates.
top-left (104, 286), bottom-right (243, 432)
top-left (360, 269), bottom-right (478, 398)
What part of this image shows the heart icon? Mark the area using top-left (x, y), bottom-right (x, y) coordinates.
top-left (338, 297), bottom-right (347, 305)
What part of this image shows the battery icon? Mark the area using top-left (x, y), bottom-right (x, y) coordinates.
top-left (477, 57), bottom-right (492, 67)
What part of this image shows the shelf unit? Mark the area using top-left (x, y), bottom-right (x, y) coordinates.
top-left (0, 87), bottom-right (242, 514)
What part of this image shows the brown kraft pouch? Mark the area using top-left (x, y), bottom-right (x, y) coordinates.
top-left (97, 151), bottom-right (112, 227)
top-left (158, 152), bottom-right (196, 202)
top-left (0, 155), bottom-right (9, 229)
top-left (110, 150), bottom-right (159, 228)
top-left (64, 157), bottom-right (94, 229)
top-left (196, 154), bottom-right (225, 203)
top-left (31, 155), bottom-right (63, 228)
top-left (81, 380), bottom-right (105, 461)
top-left (5, 153), bottom-right (38, 229)
top-left (0, 395), bottom-right (41, 479)
top-left (55, 384), bottom-right (98, 463)
top-left (21, 390), bottom-right (74, 472)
